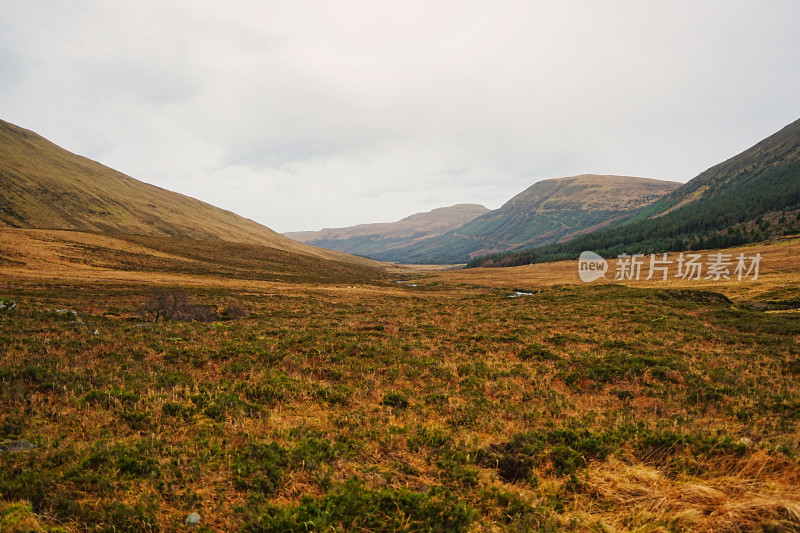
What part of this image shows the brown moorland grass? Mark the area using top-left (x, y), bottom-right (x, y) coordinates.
top-left (0, 228), bottom-right (386, 285)
top-left (0, 233), bottom-right (799, 531)
top-left (423, 236), bottom-right (800, 302)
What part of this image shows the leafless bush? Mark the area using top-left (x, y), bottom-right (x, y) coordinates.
top-left (188, 304), bottom-right (217, 322)
top-left (139, 291), bottom-right (249, 323)
top-left (220, 303), bottom-right (247, 320)
top-left (140, 290), bottom-right (190, 323)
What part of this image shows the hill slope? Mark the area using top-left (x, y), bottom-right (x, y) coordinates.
top-left (284, 204), bottom-right (489, 257)
top-left (0, 228), bottom-right (385, 284)
top-left (628, 116), bottom-right (800, 224)
top-left (372, 175), bottom-right (679, 264)
top-left (469, 117), bottom-right (800, 267)
top-left (0, 119), bottom-right (381, 273)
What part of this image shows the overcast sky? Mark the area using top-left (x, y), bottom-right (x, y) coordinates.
top-left (1, 1), bottom-right (799, 232)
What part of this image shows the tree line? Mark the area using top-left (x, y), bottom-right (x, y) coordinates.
top-left (468, 160), bottom-right (800, 268)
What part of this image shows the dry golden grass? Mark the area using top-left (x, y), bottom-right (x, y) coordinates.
top-left (424, 236), bottom-right (800, 302)
top-left (583, 453), bottom-right (800, 532)
top-left (1, 232), bottom-right (799, 531)
top-left (4, 228), bottom-right (797, 303)
top-left (0, 228), bottom-right (385, 286)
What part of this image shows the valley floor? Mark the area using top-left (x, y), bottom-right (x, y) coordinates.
top-left (1, 232), bottom-right (800, 531)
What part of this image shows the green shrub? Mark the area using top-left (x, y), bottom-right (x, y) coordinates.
top-left (517, 343), bottom-right (557, 361)
top-left (81, 388), bottom-right (139, 408)
top-left (161, 402), bottom-right (196, 422)
top-left (407, 427), bottom-right (451, 453)
top-left (291, 437), bottom-right (339, 471)
top-left (0, 298), bottom-right (16, 312)
top-left (380, 391), bottom-right (409, 409)
top-left (311, 385), bottom-right (351, 406)
top-left (241, 478), bottom-right (476, 532)
top-left (233, 442), bottom-right (289, 496)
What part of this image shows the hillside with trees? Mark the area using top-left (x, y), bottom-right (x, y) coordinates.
top-left (468, 117), bottom-right (800, 267)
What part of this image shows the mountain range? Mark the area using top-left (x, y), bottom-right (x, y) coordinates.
top-left (470, 116), bottom-right (800, 267)
top-left (288, 174), bottom-right (680, 264)
top-left (370, 174), bottom-right (680, 263)
top-left (284, 203), bottom-right (489, 258)
top-left (287, 118), bottom-right (800, 266)
top-left (3, 115), bottom-right (798, 272)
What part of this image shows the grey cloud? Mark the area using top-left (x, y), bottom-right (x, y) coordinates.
top-left (0, 1), bottom-right (799, 233)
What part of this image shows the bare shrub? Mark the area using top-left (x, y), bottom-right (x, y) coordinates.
top-left (220, 303), bottom-right (247, 320)
top-left (140, 291), bottom-right (248, 323)
top-left (140, 290), bottom-right (191, 323)
top-left (187, 304), bottom-right (217, 323)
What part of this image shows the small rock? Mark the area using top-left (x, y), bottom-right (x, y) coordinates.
top-left (509, 291), bottom-right (533, 298)
top-left (184, 512), bottom-right (200, 526)
top-left (0, 440), bottom-right (36, 453)
top-left (54, 309), bottom-right (78, 318)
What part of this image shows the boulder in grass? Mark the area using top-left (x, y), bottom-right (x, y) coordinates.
top-left (0, 440), bottom-right (36, 453)
top-left (184, 512), bottom-right (200, 527)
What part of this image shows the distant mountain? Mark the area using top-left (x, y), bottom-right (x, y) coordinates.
top-left (0, 119), bottom-right (381, 276)
top-left (469, 117), bottom-right (800, 267)
top-left (371, 175), bottom-right (679, 264)
top-left (284, 204), bottom-right (489, 257)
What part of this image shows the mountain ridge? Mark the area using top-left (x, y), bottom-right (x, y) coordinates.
top-left (284, 203), bottom-right (489, 257)
top-left (637, 117), bottom-right (800, 220)
top-left (369, 174), bottom-right (680, 264)
top-left (0, 118), bottom-right (382, 274)
top-left (468, 117), bottom-right (800, 267)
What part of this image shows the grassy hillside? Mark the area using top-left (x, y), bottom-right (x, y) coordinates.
top-left (373, 175), bottom-right (679, 264)
top-left (0, 228), bottom-right (387, 284)
top-left (1, 237), bottom-right (799, 531)
top-left (640, 116), bottom-right (800, 219)
top-left (470, 118), bottom-right (800, 268)
top-left (0, 119), bottom-right (382, 271)
top-left (0, 119), bottom-right (282, 244)
top-left (284, 204), bottom-right (489, 257)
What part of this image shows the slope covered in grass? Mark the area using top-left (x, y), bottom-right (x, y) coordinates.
top-left (0, 228), bottom-right (387, 284)
top-left (1, 258), bottom-right (799, 530)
